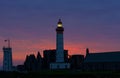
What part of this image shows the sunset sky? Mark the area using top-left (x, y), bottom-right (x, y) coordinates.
top-left (0, 0), bottom-right (120, 67)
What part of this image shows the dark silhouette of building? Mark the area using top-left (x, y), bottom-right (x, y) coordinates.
top-left (86, 48), bottom-right (89, 55)
top-left (43, 49), bottom-right (69, 69)
top-left (69, 55), bottom-right (84, 69)
top-left (36, 52), bottom-right (43, 71)
top-left (43, 50), bottom-right (56, 69)
top-left (23, 52), bottom-right (42, 71)
top-left (24, 54), bottom-right (37, 71)
top-left (83, 51), bottom-right (120, 71)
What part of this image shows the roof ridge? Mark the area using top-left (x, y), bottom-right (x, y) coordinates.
top-left (90, 51), bottom-right (120, 54)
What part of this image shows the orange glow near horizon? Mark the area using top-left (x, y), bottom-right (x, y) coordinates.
top-left (0, 37), bottom-right (120, 66)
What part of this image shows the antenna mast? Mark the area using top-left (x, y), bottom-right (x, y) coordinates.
top-left (8, 39), bottom-right (10, 48)
top-left (4, 39), bottom-right (11, 48)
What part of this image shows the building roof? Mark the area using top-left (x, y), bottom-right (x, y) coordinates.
top-left (84, 51), bottom-right (120, 63)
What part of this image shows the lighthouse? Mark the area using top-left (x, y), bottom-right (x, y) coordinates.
top-left (56, 19), bottom-right (64, 62)
top-left (50, 19), bottom-right (70, 69)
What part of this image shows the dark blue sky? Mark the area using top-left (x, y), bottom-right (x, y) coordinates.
top-left (0, 0), bottom-right (120, 66)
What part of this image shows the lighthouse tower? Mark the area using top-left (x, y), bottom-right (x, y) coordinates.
top-left (3, 39), bottom-right (13, 71)
top-left (56, 19), bottom-right (64, 62)
top-left (50, 19), bottom-right (70, 69)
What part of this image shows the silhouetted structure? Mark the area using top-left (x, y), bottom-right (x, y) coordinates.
top-left (43, 50), bottom-right (56, 69)
top-left (83, 51), bottom-right (120, 71)
top-left (43, 49), bottom-right (69, 69)
top-left (69, 55), bottom-right (84, 69)
top-left (36, 52), bottom-right (43, 70)
top-left (24, 52), bottom-right (42, 71)
top-left (86, 48), bottom-right (89, 55)
top-left (24, 54), bottom-right (37, 71)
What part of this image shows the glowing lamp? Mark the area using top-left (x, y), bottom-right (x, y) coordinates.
top-left (58, 24), bottom-right (62, 27)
